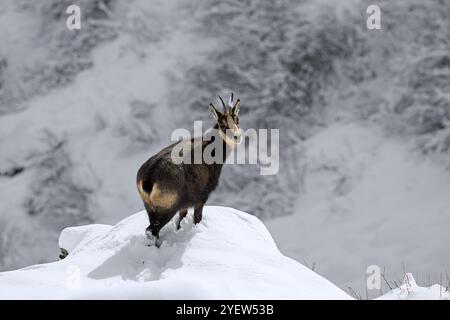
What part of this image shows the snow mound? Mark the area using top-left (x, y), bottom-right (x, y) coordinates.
top-left (58, 224), bottom-right (113, 254)
top-left (0, 206), bottom-right (350, 299)
top-left (378, 274), bottom-right (450, 300)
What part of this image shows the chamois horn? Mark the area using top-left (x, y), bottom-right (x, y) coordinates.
top-left (218, 95), bottom-right (228, 112)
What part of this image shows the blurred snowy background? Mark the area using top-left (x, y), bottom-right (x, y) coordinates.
top-left (0, 0), bottom-right (449, 298)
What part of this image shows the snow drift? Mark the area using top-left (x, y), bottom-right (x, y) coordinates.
top-left (0, 206), bottom-right (350, 299)
top-left (377, 273), bottom-right (450, 300)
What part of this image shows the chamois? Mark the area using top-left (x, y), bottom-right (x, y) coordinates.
top-left (136, 94), bottom-right (242, 245)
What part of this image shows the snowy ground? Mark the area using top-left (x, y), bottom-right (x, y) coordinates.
top-left (377, 273), bottom-right (449, 300)
top-left (266, 122), bottom-right (450, 298)
top-left (0, 207), bottom-right (350, 299)
top-left (0, 206), bottom-right (446, 300)
top-left (0, 0), bottom-right (449, 299)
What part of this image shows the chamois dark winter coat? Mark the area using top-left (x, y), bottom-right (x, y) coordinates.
top-left (136, 94), bottom-right (241, 245)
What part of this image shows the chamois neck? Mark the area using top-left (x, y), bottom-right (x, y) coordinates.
top-left (203, 123), bottom-right (233, 164)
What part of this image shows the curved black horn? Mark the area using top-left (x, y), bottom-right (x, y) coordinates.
top-left (228, 93), bottom-right (234, 107)
top-left (218, 96), bottom-right (227, 111)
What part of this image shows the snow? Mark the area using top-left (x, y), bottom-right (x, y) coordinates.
top-left (58, 224), bottom-right (112, 253)
top-left (0, 0), bottom-right (449, 300)
top-left (266, 122), bottom-right (450, 298)
top-left (0, 0), bottom-right (211, 270)
top-left (378, 274), bottom-right (450, 300)
top-left (0, 206), bottom-right (350, 299)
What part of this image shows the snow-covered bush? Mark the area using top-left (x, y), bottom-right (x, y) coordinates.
top-left (115, 100), bottom-right (160, 151)
top-left (0, 0), bottom-right (119, 114)
top-left (24, 131), bottom-right (95, 230)
top-left (394, 53), bottom-right (450, 153)
top-left (31, 0), bottom-right (119, 94)
top-left (363, 0), bottom-right (450, 155)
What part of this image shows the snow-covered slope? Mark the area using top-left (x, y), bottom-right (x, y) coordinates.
top-left (0, 206), bottom-right (350, 299)
top-left (1, 0), bottom-right (449, 300)
top-left (0, 0), bottom-right (209, 271)
top-left (266, 122), bottom-right (450, 298)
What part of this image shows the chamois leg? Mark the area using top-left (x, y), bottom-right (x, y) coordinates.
top-left (144, 216), bottom-right (159, 246)
top-left (145, 207), bottom-right (177, 247)
top-left (145, 225), bottom-right (157, 244)
top-left (144, 203), bottom-right (156, 241)
top-left (143, 204), bottom-right (163, 244)
top-left (177, 209), bottom-right (188, 230)
top-left (194, 202), bottom-right (204, 224)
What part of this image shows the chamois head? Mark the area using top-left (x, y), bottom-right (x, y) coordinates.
top-left (209, 93), bottom-right (242, 144)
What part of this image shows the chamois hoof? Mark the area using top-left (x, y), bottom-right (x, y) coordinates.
top-left (145, 227), bottom-right (161, 247)
top-left (145, 235), bottom-right (159, 247)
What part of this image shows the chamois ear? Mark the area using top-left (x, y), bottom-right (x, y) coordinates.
top-left (209, 103), bottom-right (220, 121)
top-left (232, 99), bottom-right (240, 116)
